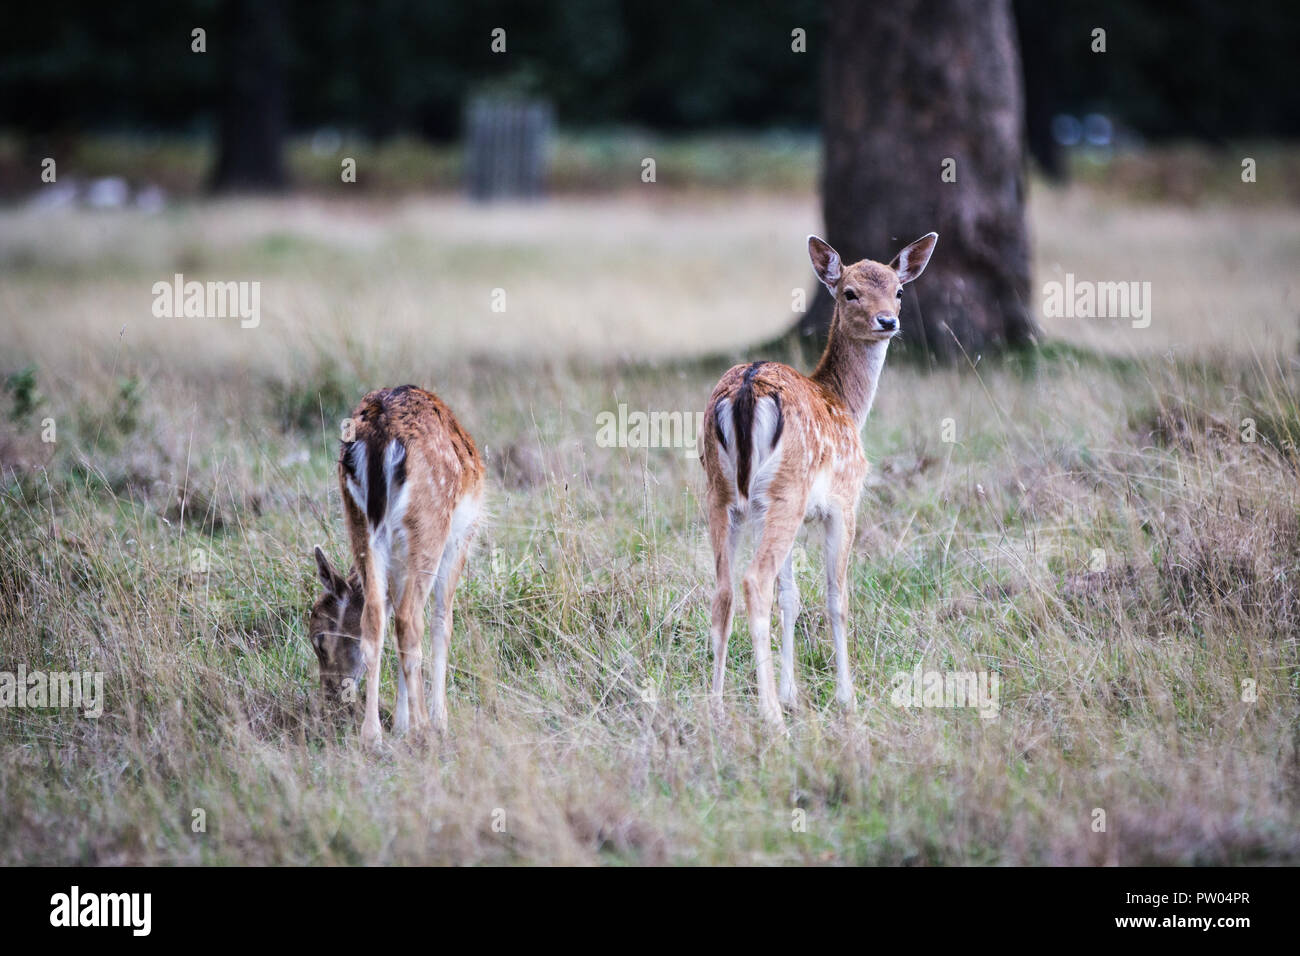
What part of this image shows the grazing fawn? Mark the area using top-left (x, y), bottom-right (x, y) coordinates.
top-left (309, 384), bottom-right (484, 746)
top-left (700, 232), bottom-right (937, 725)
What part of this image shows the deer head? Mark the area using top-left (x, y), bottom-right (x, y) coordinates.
top-left (809, 232), bottom-right (938, 341)
top-left (308, 545), bottom-right (366, 703)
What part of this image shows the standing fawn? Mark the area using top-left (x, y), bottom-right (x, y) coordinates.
top-left (309, 384), bottom-right (484, 747)
top-left (700, 232), bottom-right (937, 725)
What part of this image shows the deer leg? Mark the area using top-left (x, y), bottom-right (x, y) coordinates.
top-left (392, 514), bottom-right (444, 737)
top-left (429, 517), bottom-right (474, 734)
top-left (708, 501), bottom-right (742, 711)
top-left (393, 586), bottom-right (427, 734)
top-left (358, 552), bottom-right (388, 749)
top-left (824, 503), bottom-right (857, 711)
top-left (392, 623), bottom-right (410, 735)
top-left (776, 547), bottom-right (801, 709)
top-left (743, 501), bottom-right (802, 728)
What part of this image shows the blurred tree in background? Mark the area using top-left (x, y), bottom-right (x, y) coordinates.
top-left (1013, 0), bottom-right (1300, 171)
top-left (5, 0), bottom-right (1297, 147)
top-left (801, 0), bottom-right (1036, 359)
top-left (3, 0), bottom-right (1298, 357)
top-left (210, 0), bottom-right (287, 192)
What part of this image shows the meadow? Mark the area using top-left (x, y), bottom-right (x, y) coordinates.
top-left (1, 156), bottom-right (1299, 864)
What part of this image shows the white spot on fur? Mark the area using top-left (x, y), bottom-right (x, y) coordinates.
top-left (369, 440), bottom-right (412, 606)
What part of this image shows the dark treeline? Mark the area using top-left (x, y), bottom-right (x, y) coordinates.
top-left (2, 0), bottom-right (1297, 144)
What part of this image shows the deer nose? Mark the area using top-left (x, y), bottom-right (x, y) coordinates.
top-left (876, 314), bottom-right (898, 332)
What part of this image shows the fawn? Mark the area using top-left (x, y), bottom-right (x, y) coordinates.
top-left (309, 384), bottom-right (484, 746)
top-left (700, 232), bottom-right (937, 725)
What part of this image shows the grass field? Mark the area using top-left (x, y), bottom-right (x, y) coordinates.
top-left (2, 176), bottom-right (1299, 864)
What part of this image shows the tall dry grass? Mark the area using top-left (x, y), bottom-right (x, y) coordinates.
top-left (0, 186), bottom-right (1297, 864)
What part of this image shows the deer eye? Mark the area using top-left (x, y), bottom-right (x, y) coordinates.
top-left (843, 289), bottom-right (858, 301)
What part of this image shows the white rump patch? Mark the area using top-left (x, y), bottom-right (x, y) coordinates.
top-left (746, 395), bottom-right (784, 505)
top-left (383, 439), bottom-right (407, 498)
top-left (345, 441), bottom-right (367, 516)
top-left (370, 439), bottom-right (412, 606)
top-left (713, 397), bottom-right (734, 449)
top-left (717, 394), bottom-right (784, 512)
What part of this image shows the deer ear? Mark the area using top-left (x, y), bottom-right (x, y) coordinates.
top-left (313, 545), bottom-right (342, 594)
top-left (890, 232), bottom-right (938, 284)
top-left (808, 235), bottom-right (843, 292)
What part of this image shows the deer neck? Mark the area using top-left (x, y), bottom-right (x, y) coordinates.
top-left (810, 310), bottom-right (892, 431)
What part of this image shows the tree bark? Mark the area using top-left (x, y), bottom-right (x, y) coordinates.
top-left (209, 0), bottom-right (288, 193)
top-left (1015, 0), bottom-right (1066, 181)
top-left (798, 0), bottom-right (1037, 360)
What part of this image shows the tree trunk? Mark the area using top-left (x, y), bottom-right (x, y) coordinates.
top-left (1014, 0), bottom-right (1066, 181)
top-left (798, 0), bottom-right (1037, 360)
top-left (209, 0), bottom-right (287, 193)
